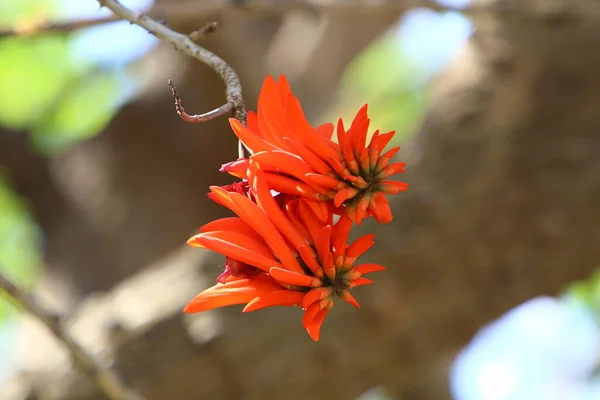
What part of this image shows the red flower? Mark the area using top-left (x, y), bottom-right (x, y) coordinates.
top-left (222, 75), bottom-right (408, 225)
top-left (184, 161), bottom-right (385, 341)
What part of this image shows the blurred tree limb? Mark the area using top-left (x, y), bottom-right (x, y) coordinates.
top-left (5, 0), bottom-right (597, 39)
top-left (0, 270), bottom-right (145, 400)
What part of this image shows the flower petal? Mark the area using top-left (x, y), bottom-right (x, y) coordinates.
top-left (242, 290), bottom-right (305, 312)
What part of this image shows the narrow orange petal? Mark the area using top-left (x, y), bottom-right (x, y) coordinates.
top-left (183, 279), bottom-right (280, 313)
top-left (285, 97), bottom-right (340, 161)
top-left (228, 191), bottom-right (302, 273)
top-left (246, 110), bottom-right (262, 137)
top-left (257, 76), bottom-right (292, 150)
top-left (353, 263), bottom-right (386, 275)
top-left (332, 214), bottom-right (352, 258)
top-left (265, 172), bottom-right (321, 200)
top-left (350, 117), bottom-right (370, 154)
top-left (297, 198), bottom-right (324, 244)
top-left (243, 290), bottom-right (304, 312)
top-left (300, 198), bottom-right (331, 223)
top-left (249, 163), bottom-right (311, 257)
top-left (189, 233), bottom-right (280, 272)
top-left (372, 130), bottom-right (396, 153)
top-left (301, 287), bottom-right (331, 310)
top-left (334, 188), bottom-right (358, 207)
top-left (315, 225), bottom-right (332, 263)
top-left (345, 234), bottom-right (375, 258)
top-left (191, 230), bottom-right (272, 258)
top-left (350, 277), bottom-right (374, 288)
top-left (298, 245), bottom-right (322, 277)
top-left (283, 137), bottom-right (332, 176)
top-left (372, 193), bottom-right (393, 223)
top-left (304, 173), bottom-right (342, 190)
top-left (220, 159), bottom-right (250, 179)
top-left (229, 118), bottom-right (278, 153)
top-left (283, 199), bottom-right (312, 242)
top-left (315, 122), bottom-right (334, 140)
top-left (251, 150), bottom-right (314, 182)
top-left (350, 104), bottom-right (369, 130)
top-left (276, 75), bottom-right (292, 105)
top-left (378, 180), bottom-right (409, 194)
top-left (269, 267), bottom-right (321, 288)
top-left (339, 290), bottom-right (360, 308)
top-left (376, 162), bottom-right (406, 180)
top-left (200, 217), bottom-right (263, 241)
top-left (305, 304), bottom-right (332, 342)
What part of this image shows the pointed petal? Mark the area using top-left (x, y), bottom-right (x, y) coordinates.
top-left (189, 232), bottom-right (280, 272)
top-left (265, 172), bottom-right (322, 200)
top-left (339, 290), bottom-right (360, 308)
top-left (315, 225), bottom-right (332, 262)
top-left (283, 137), bottom-right (332, 175)
top-left (315, 122), bottom-right (334, 140)
top-left (229, 118), bottom-right (278, 154)
top-left (350, 277), bottom-right (374, 288)
top-left (251, 150), bottom-right (314, 182)
top-left (332, 214), bottom-right (352, 258)
top-left (228, 191), bottom-right (302, 272)
top-left (301, 288), bottom-right (331, 310)
top-left (184, 278), bottom-right (281, 313)
top-left (200, 217), bottom-right (263, 241)
top-left (269, 267), bottom-right (321, 288)
top-left (345, 234), bottom-right (375, 258)
top-left (242, 290), bottom-right (304, 312)
top-left (305, 304), bottom-right (331, 342)
top-left (249, 162), bottom-right (311, 257)
top-left (353, 263), bottom-right (386, 275)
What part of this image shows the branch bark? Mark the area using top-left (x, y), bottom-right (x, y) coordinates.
top-left (0, 270), bottom-right (144, 400)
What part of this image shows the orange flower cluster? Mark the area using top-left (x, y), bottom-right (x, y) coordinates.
top-left (184, 76), bottom-right (407, 341)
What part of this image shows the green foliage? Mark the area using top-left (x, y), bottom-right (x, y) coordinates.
top-left (565, 269), bottom-right (600, 317)
top-left (0, 177), bottom-right (43, 321)
top-left (32, 71), bottom-right (128, 153)
top-left (0, 35), bottom-right (72, 129)
top-left (332, 32), bottom-right (426, 143)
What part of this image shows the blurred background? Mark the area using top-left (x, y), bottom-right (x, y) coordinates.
top-left (1, 0), bottom-right (600, 399)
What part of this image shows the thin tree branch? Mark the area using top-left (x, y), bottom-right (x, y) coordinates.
top-left (97, 0), bottom-right (247, 126)
top-left (168, 79), bottom-right (234, 124)
top-left (0, 270), bottom-right (145, 400)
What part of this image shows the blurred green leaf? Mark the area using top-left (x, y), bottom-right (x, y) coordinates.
top-left (0, 35), bottom-right (71, 129)
top-left (32, 71), bottom-right (128, 153)
top-left (0, 178), bottom-right (43, 324)
top-left (328, 32), bottom-right (426, 146)
top-left (564, 268), bottom-right (600, 319)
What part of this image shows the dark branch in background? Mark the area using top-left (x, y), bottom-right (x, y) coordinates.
top-left (0, 271), bottom-right (145, 400)
top-left (3, 0), bottom-right (595, 40)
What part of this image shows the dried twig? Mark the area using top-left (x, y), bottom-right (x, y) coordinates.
top-left (97, 0), bottom-right (247, 125)
top-left (0, 271), bottom-right (145, 400)
top-left (168, 79), bottom-right (234, 124)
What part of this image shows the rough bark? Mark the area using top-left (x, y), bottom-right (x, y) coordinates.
top-left (5, 0), bottom-right (600, 399)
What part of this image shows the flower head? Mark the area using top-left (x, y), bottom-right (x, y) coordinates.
top-left (184, 161), bottom-right (385, 341)
top-left (223, 75), bottom-right (408, 225)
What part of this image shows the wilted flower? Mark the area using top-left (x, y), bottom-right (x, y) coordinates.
top-left (221, 75), bottom-right (408, 225)
top-left (184, 161), bottom-right (385, 341)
